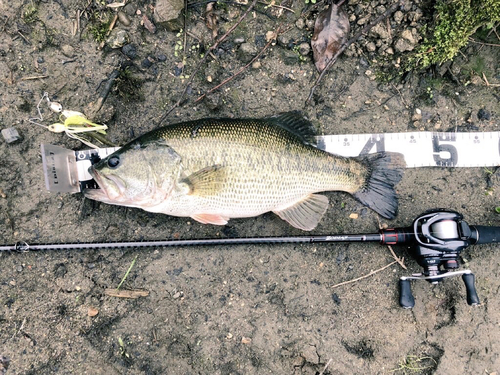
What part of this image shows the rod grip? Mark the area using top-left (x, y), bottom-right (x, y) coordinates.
top-left (399, 279), bottom-right (415, 309)
top-left (470, 225), bottom-right (500, 245)
top-left (462, 273), bottom-right (480, 306)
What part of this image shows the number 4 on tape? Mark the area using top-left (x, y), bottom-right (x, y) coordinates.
top-left (317, 131), bottom-right (500, 168)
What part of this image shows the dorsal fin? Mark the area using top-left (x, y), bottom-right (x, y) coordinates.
top-left (267, 111), bottom-right (317, 145)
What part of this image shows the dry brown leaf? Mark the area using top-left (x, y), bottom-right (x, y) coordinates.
top-left (142, 14), bottom-right (156, 34)
top-left (311, 3), bottom-right (350, 72)
top-left (104, 288), bottom-right (150, 299)
top-left (205, 2), bottom-right (218, 39)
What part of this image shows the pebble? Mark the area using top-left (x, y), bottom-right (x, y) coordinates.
top-left (298, 42), bottom-right (310, 56)
top-left (122, 44), bottom-right (137, 59)
top-left (117, 11), bottom-right (131, 26)
top-left (295, 18), bottom-right (305, 30)
top-left (477, 108), bottom-right (491, 120)
top-left (107, 29), bottom-right (129, 49)
top-left (17, 265), bottom-right (23, 272)
top-left (393, 10), bottom-right (404, 23)
top-left (237, 42), bottom-right (258, 63)
top-left (252, 61), bottom-right (261, 69)
top-left (366, 42), bottom-right (376, 52)
top-left (141, 57), bottom-right (153, 68)
top-left (61, 44), bottom-right (75, 58)
top-left (2, 128), bottom-right (22, 144)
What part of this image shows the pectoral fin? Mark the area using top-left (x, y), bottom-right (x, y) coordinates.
top-left (192, 213), bottom-right (229, 225)
top-left (273, 194), bottom-right (329, 231)
top-left (182, 165), bottom-right (226, 196)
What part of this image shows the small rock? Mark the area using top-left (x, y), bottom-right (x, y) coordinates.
top-left (237, 42), bottom-right (258, 63)
top-left (123, 2), bottom-right (137, 16)
top-left (298, 42), bottom-right (310, 56)
top-left (394, 30), bottom-right (416, 52)
top-left (241, 337), bottom-right (252, 344)
top-left (1, 128), bottom-right (22, 144)
top-left (106, 29), bottom-right (129, 49)
top-left (477, 108), bottom-right (491, 121)
top-left (121, 44), bottom-right (137, 59)
top-left (349, 213), bottom-right (359, 219)
top-left (154, 0), bottom-right (184, 24)
top-left (88, 307), bottom-right (99, 317)
top-left (61, 44), bottom-right (75, 58)
top-left (252, 61), bottom-right (261, 69)
top-left (117, 11), bottom-right (131, 26)
top-left (37, 56), bottom-right (44, 64)
top-left (357, 16), bottom-right (370, 25)
top-left (141, 57), bottom-right (154, 68)
top-left (16, 265), bottom-right (23, 272)
top-left (393, 10), bottom-right (404, 23)
top-left (295, 18), bottom-right (305, 29)
top-left (366, 42), bottom-right (376, 52)
top-left (370, 23), bottom-right (390, 40)
top-left (233, 37), bottom-right (245, 44)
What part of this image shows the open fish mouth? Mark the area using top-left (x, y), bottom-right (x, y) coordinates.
top-left (84, 167), bottom-right (124, 202)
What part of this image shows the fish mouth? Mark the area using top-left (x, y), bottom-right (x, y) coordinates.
top-left (84, 167), bottom-right (125, 202)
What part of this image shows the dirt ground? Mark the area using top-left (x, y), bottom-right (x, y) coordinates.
top-left (1, 0), bottom-right (499, 374)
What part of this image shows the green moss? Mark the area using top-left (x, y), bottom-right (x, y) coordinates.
top-left (22, 2), bottom-right (39, 24)
top-left (405, 0), bottom-right (500, 70)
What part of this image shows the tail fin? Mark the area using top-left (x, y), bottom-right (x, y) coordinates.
top-left (353, 152), bottom-right (405, 219)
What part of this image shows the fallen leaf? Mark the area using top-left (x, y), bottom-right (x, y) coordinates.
top-left (205, 2), bottom-right (218, 39)
top-left (88, 306), bottom-right (99, 317)
top-left (142, 14), bottom-right (156, 34)
top-left (311, 3), bottom-right (350, 72)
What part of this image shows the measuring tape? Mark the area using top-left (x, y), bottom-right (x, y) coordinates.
top-left (318, 131), bottom-right (500, 168)
top-left (41, 131), bottom-right (500, 193)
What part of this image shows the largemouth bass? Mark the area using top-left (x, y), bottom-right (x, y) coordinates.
top-left (84, 112), bottom-right (405, 230)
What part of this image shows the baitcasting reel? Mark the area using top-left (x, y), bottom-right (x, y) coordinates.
top-left (397, 209), bottom-right (499, 308)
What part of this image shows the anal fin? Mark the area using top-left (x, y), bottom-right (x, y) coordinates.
top-left (192, 213), bottom-right (229, 225)
top-left (273, 194), bottom-right (329, 231)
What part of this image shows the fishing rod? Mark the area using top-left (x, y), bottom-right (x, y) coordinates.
top-left (1, 209), bottom-right (499, 308)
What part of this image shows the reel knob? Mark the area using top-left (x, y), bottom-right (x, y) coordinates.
top-left (399, 278), bottom-right (415, 309)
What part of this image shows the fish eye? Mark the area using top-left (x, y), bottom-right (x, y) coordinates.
top-left (107, 156), bottom-right (120, 168)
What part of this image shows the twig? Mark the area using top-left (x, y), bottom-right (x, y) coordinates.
top-left (17, 30), bottom-right (31, 44)
top-left (468, 37), bottom-right (500, 48)
top-left (99, 13), bottom-right (119, 49)
top-left (104, 288), bottom-right (149, 298)
top-left (319, 358), bottom-right (333, 375)
top-left (306, 0), bottom-right (402, 105)
top-left (157, 0), bottom-right (259, 124)
top-left (89, 68), bottom-right (120, 116)
top-left (21, 75), bottom-right (49, 81)
top-left (331, 260), bottom-right (397, 288)
top-left (195, 27), bottom-right (281, 103)
top-left (116, 255), bottom-right (138, 290)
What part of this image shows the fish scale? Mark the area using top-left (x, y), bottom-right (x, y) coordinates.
top-left (85, 112), bottom-right (405, 230)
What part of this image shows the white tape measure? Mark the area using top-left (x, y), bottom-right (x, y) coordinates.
top-left (317, 131), bottom-right (500, 168)
top-left (41, 131), bottom-right (500, 193)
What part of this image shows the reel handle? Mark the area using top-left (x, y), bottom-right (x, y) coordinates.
top-left (462, 273), bottom-right (480, 306)
top-left (470, 225), bottom-right (500, 245)
top-left (399, 279), bottom-right (415, 309)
